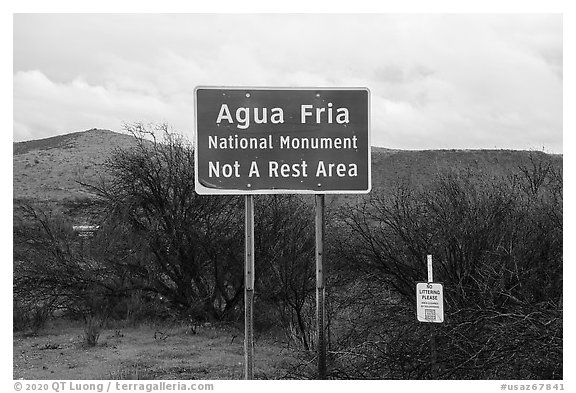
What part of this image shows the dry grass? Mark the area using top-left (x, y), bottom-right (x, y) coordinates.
top-left (13, 319), bottom-right (297, 380)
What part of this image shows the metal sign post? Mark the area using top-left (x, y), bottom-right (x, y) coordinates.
top-left (244, 195), bottom-right (255, 380)
top-left (427, 254), bottom-right (433, 283)
top-left (427, 255), bottom-right (437, 378)
top-left (315, 194), bottom-right (326, 379)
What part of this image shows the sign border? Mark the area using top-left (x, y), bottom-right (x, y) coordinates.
top-left (193, 86), bottom-right (371, 195)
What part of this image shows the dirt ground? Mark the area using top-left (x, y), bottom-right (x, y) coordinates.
top-left (13, 319), bottom-right (297, 380)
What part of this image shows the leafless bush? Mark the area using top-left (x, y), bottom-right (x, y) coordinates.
top-left (13, 300), bottom-right (51, 334)
top-left (13, 201), bottom-right (132, 326)
top-left (83, 316), bottom-right (104, 347)
top-left (332, 156), bottom-right (562, 379)
top-left (85, 123), bottom-right (245, 322)
top-left (254, 195), bottom-right (316, 349)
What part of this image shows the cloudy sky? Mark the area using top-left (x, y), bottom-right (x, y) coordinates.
top-left (13, 13), bottom-right (563, 152)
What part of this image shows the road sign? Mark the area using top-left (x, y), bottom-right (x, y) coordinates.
top-left (72, 225), bottom-right (99, 238)
top-left (416, 282), bottom-right (444, 323)
top-left (194, 87), bottom-right (371, 194)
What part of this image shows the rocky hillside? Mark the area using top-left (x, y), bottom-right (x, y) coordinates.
top-left (13, 129), bottom-right (137, 202)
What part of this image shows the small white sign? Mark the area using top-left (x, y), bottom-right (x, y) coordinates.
top-left (416, 282), bottom-right (444, 323)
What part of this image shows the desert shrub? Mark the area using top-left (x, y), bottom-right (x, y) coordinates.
top-left (253, 195), bottom-right (317, 349)
top-left (83, 315), bottom-right (104, 347)
top-left (13, 202), bottom-right (132, 324)
top-left (332, 155), bottom-right (562, 379)
top-left (110, 291), bottom-right (173, 325)
top-left (13, 300), bottom-right (51, 334)
top-left (86, 123), bottom-right (245, 322)
top-left (13, 301), bottom-right (29, 332)
top-left (84, 123), bottom-right (322, 331)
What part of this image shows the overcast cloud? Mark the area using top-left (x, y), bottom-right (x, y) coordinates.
top-left (13, 13), bottom-right (562, 152)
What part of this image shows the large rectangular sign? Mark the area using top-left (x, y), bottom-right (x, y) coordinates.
top-left (194, 87), bottom-right (371, 194)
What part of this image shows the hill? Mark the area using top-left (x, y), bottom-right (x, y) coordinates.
top-left (13, 129), bottom-right (562, 206)
top-left (370, 147), bottom-right (562, 190)
top-left (13, 129), bottom-right (138, 202)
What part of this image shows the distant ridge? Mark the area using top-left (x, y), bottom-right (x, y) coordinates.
top-left (14, 129), bottom-right (124, 155)
top-left (13, 129), bottom-right (137, 201)
top-left (371, 148), bottom-right (561, 192)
